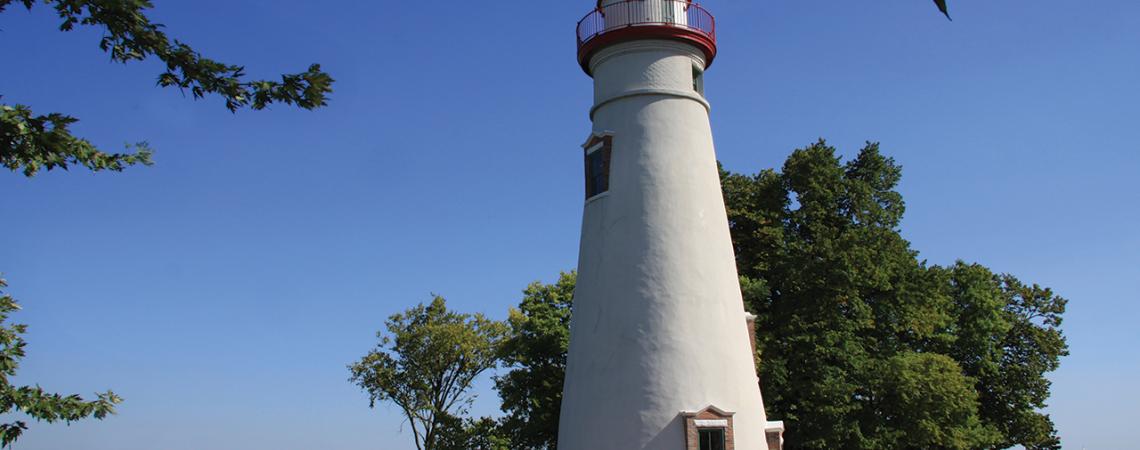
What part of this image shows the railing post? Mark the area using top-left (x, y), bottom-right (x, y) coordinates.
top-left (629, 0), bottom-right (638, 28)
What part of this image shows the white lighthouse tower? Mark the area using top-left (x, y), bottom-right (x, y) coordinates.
top-left (559, 1), bottom-right (784, 450)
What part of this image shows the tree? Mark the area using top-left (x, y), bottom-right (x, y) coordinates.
top-left (990, 275), bottom-right (1066, 450)
top-left (740, 143), bottom-right (916, 447)
top-left (724, 141), bottom-right (984, 448)
top-left (349, 296), bottom-right (508, 450)
top-left (0, 278), bottom-right (121, 446)
top-left (494, 272), bottom-right (575, 450)
top-left (936, 264), bottom-right (1068, 450)
top-left (434, 415), bottom-right (511, 450)
top-left (723, 140), bottom-right (1067, 449)
top-left (1, 0), bottom-right (333, 177)
top-left (867, 352), bottom-right (998, 448)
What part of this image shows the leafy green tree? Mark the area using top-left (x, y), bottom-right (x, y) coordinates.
top-left (349, 296), bottom-right (508, 450)
top-left (725, 141), bottom-right (976, 448)
top-left (723, 140), bottom-right (1067, 449)
top-left (0, 0), bottom-right (333, 176)
top-left (494, 272), bottom-right (575, 450)
top-left (0, 278), bottom-right (121, 446)
top-left (867, 352), bottom-right (999, 448)
top-left (936, 263), bottom-right (1068, 450)
top-left (989, 275), bottom-right (1066, 450)
top-left (435, 415), bottom-right (511, 450)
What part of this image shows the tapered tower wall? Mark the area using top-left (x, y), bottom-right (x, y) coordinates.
top-left (558, 39), bottom-right (768, 450)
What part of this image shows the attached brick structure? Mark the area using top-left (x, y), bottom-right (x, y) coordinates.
top-left (744, 313), bottom-right (758, 366)
top-left (683, 405), bottom-right (735, 450)
top-left (749, 312), bottom-right (787, 450)
top-left (764, 421), bottom-right (785, 450)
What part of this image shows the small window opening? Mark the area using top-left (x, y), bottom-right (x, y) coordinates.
top-left (692, 65), bottom-right (705, 95)
top-left (699, 428), bottom-right (726, 450)
top-left (584, 137), bottom-right (611, 199)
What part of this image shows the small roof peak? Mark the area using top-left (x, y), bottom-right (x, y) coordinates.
top-left (682, 405), bottom-right (736, 418)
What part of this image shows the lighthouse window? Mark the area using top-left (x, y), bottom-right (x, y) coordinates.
top-left (692, 64), bottom-right (705, 95)
top-left (698, 428), bottom-right (726, 450)
top-left (584, 139), bottom-right (611, 199)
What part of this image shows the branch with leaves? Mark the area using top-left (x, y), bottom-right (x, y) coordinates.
top-left (1, 104), bottom-right (153, 176)
top-left (0, 0), bottom-right (334, 177)
top-left (494, 272), bottom-right (576, 450)
top-left (0, 278), bottom-right (122, 447)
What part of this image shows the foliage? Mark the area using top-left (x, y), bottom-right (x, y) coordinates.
top-left (936, 264), bottom-right (1068, 450)
top-left (726, 141), bottom-right (967, 448)
top-left (934, 0), bottom-right (952, 20)
top-left (349, 296), bottom-right (508, 450)
top-left (0, 0), bottom-right (334, 176)
top-left (723, 140), bottom-right (1067, 449)
top-left (494, 272), bottom-right (576, 450)
top-left (435, 415), bottom-right (511, 450)
top-left (0, 104), bottom-right (153, 176)
top-left (0, 279), bottom-right (122, 447)
top-left (867, 352), bottom-right (999, 448)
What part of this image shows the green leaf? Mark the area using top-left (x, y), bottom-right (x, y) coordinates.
top-left (933, 0), bottom-right (952, 20)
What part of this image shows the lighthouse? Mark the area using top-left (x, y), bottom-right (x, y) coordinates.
top-left (559, 1), bottom-right (784, 450)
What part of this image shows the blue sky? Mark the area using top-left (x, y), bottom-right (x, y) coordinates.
top-left (1, 1), bottom-right (1137, 449)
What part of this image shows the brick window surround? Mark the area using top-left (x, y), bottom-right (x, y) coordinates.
top-left (683, 405), bottom-right (735, 450)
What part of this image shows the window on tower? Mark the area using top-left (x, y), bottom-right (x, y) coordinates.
top-left (692, 64), bottom-right (705, 95)
top-left (699, 428), bottom-right (726, 450)
top-left (584, 135), bottom-right (612, 200)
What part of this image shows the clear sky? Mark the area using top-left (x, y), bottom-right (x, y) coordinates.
top-left (1, 1), bottom-right (1137, 449)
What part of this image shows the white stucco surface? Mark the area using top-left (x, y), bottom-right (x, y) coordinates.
top-left (558, 39), bottom-right (769, 450)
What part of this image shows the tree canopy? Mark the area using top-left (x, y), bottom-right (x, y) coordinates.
top-left (495, 272), bottom-right (576, 450)
top-left (724, 140), bottom-right (1067, 449)
top-left (349, 297), bottom-right (508, 450)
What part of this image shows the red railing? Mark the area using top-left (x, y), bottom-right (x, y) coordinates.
top-left (576, 0), bottom-right (716, 52)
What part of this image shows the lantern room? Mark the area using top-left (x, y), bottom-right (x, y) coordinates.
top-left (576, 0), bottom-right (717, 74)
